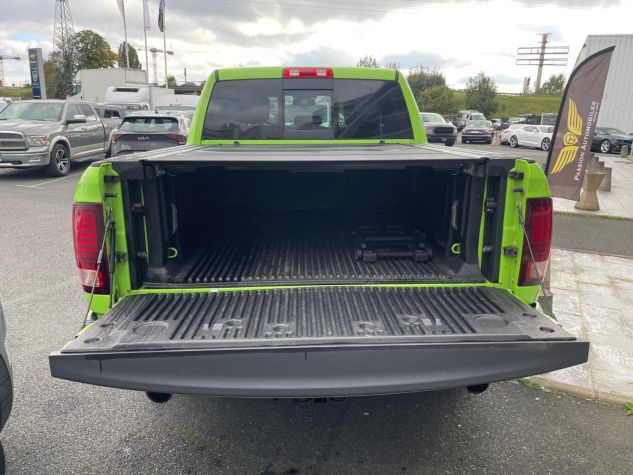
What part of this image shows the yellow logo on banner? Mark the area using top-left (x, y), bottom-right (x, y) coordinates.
top-left (550, 98), bottom-right (583, 174)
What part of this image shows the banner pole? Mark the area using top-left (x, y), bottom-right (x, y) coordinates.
top-left (163, 0), bottom-right (168, 89)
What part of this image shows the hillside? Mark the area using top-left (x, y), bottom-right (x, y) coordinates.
top-left (450, 91), bottom-right (562, 118)
top-left (0, 86), bottom-right (33, 99)
top-left (495, 94), bottom-right (562, 118)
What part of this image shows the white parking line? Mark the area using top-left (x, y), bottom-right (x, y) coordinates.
top-left (15, 172), bottom-right (82, 189)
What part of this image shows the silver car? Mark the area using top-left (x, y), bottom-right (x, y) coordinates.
top-left (0, 100), bottom-right (116, 176)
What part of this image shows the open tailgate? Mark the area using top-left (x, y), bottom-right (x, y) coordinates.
top-left (50, 286), bottom-right (588, 397)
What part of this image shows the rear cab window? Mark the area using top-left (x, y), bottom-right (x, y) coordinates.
top-left (119, 117), bottom-right (180, 133)
top-left (202, 78), bottom-right (413, 141)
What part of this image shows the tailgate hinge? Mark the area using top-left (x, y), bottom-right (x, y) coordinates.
top-left (509, 171), bottom-right (524, 180)
top-left (503, 246), bottom-right (519, 257)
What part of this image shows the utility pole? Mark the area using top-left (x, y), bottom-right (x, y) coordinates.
top-left (0, 55), bottom-right (21, 87)
top-left (535, 33), bottom-right (548, 93)
top-left (516, 33), bottom-right (569, 93)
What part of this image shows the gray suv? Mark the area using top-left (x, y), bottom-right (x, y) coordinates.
top-left (0, 100), bottom-right (116, 176)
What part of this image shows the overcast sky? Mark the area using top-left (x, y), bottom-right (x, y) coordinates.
top-left (0, 0), bottom-right (630, 91)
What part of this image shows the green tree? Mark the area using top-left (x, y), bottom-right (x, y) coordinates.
top-left (167, 74), bottom-right (177, 88)
top-left (71, 30), bottom-right (117, 71)
top-left (464, 72), bottom-right (498, 117)
top-left (406, 65), bottom-right (446, 99)
top-left (44, 52), bottom-right (66, 99)
top-left (117, 42), bottom-right (141, 69)
top-left (418, 85), bottom-right (461, 114)
top-left (357, 55), bottom-right (379, 68)
top-left (539, 73), bottom-right (566, 95)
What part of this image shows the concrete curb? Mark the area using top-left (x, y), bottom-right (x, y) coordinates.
top-left (554, 210), bottom-right (633, 221)
top-left (528, 376), bottom-right (632, 406)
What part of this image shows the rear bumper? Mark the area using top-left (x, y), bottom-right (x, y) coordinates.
top-left (50, 340), bottom-right (589, 397)
top-left (462, 134), bottom-right (492, 142)
top-left (427, 134), bottom-right (456, 143)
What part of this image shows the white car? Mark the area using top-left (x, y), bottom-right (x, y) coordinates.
top-left (500, 124), bottom-right (527, 145)
top-left (507, 125), bottom-right (554, 151)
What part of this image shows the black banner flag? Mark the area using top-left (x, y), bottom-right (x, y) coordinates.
top-left (546, 47), bottom-right (615, 200)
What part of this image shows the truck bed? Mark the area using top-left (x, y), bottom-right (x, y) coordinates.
top-left (162, 216), bottom-right (480, 286)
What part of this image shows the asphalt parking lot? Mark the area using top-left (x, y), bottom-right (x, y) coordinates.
top-left (0, 156), bottom-right (631, 474)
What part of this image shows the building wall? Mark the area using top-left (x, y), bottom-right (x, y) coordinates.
top-left (577, 35), bottom-right (633, 133)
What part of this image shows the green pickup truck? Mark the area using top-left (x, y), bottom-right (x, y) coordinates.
top-left (49, 67), bottom-right (588, 401)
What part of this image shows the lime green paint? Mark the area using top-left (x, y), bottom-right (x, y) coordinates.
top-left (496, 159), bottom-right (551, 305)
top-left (217, 67), bottom-right (397, 81)
top-left (127, 281), bottom-right (500, 296)
top-left (451, 243), bottom-right (461, 255)
top-left (199, 139), bottom-right (415, 146)
top-left (74, 163), bottom-right (133, 316)
top-left (218, 67), bottom-right (283, 80)
top-left (188, 66), bottom-right (425, 146)
top-left (187, 70), bottom-right (215, 145)
top-left (397, 72), bottom-right (427, 144)
top-left (477, 180), bottom-right (489, 267)
top-left (332, 67), bottom-right (396, 80)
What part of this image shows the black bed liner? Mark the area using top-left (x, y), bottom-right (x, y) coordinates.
top-left (62, 286), bottom-right (574, 354)
top-left (161, 219), bottom-right (477, 287)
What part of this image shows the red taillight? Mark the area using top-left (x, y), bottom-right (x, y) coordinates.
top-left (283, 67), bottom-right (333, 78)
top-left (518, 198), bottom-right (552, 286)
top-left (111, 132), bottom-right (124, 142)
top-left (164, 133), bottom-right (188, 145)
top-left (72, 203), bottom-right (110, 294)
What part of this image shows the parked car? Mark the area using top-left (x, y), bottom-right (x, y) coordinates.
top-left (0, 303), bottom-right (13, 432)
top-left (110, 112), bottom-right (190, 156)
top-left (591, 127), bottom-right (633, 154)
top-left (420, 112), bottom-right (457, 146)
top-left (49, 66), bottom-right (587, 402)
top-left (500, 124), bottom-right (527, 145)
top-left (0, 100), bottom-right (116, 176)
top-left (93, 104), bottom-right (125, 132)
top-left (490, 119), bottom-right (503, 130)
top-left (455, 110), bottom-right (486, 131)
top-left (508, 125), bottom-right (554, 151)
top-left (461, 119), bottom-right (494, 144)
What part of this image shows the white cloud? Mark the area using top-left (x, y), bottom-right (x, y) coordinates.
top-left (1, 0), bottom-right (632, 90)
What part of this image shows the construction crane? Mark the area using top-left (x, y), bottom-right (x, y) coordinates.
top-left (0, 55), bottom-right (21, 87)
top-left (150, 47), bottom-right (174, 86)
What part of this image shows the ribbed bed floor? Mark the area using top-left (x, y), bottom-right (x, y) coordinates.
top-left (169, 218), bottom-right (463, 286)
